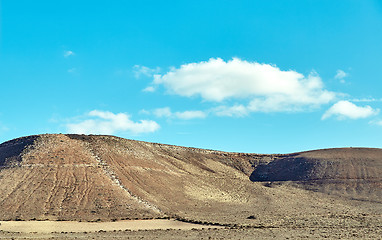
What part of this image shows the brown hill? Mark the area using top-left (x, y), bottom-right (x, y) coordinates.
top-left (0, 134), bottom-right (381, 228)
top-left (250, 148), bottom-right (382, 202)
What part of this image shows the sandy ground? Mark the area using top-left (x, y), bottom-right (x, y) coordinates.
top-left (0, 219), bottom-right (221, 233)
top-left (1, 226), bottom-right (382, 239)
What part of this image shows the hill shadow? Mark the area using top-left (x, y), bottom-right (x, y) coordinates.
top-left (0, 135), bottom-right (38, 167)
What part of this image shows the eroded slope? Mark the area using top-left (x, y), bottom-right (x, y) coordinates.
top-left (0, 135), bottom-right (161, 221)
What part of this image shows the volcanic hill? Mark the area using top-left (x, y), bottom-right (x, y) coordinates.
top-left (0, 134), bottom-right (381, 228)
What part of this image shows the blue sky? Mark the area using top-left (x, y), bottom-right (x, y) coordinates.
top-left (1, 0), bottom-right (382, 153)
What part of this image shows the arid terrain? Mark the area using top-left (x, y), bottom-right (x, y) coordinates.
top-left (0, 134), bottom-right (381, 239)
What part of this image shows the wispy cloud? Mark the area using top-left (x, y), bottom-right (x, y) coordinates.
top-left (369, 119), bottom-right (382, 126)
top-left (213, 105), bottom-right (248, 117)
top-left (153, 58), bottom-right (337, 113)
top-left (64, 50), bottom-right (75, 58)
top-left (352, 98), bottom-right (382, 102)
top-left (322, 100), bottom-right (379, 120)
top-left (174, 110), bottom-right (207, 120)
top-left (66, 110), bottom-right (160, 135)
top-left (0, 122), bottom-right (8, 133)
top-left (334, 69), bottom-right (348, 83)
top-left (153, 107), bottom-right (172, 118)
top-left (67, 68), bottom-right (77, 73)
top-left (133, 65), bottom-right (160, 78)
top-left (153, 107), bottom-right (207, 120)
top-left (142, 86), bottom-right (156, 92)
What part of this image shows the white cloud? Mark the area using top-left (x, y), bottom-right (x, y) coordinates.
top-left (153, 107), bottom-right (207, 120)
top-left (133, 65), bottom-right (160, 78)
top-left (64, 50), bottom-right (75, 57)
top-left (142, 86), bottom-right (156, 92)
top-left (153, 58), bottom-right (336, 112)
top-left (66, 110), bottom-right (160, 135)
top-left (322, 100), bottom-right (379, 120)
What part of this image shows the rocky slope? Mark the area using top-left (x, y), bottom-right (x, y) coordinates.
top-left (0, 134), bottom-right (381, 228)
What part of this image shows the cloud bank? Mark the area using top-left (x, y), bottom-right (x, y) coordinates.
top-left (67, 110), bottom-right (160, 135)
top-left (153, 58), bottom-right (336, 114)
top-left (322, 101), bottom-right (379, 120)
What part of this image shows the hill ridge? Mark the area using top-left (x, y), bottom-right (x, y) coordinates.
top-left (0, 134), bottom-right (381, 228)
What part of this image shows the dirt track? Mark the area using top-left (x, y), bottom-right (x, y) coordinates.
top-left (0, 219), bottom-right (221, 233)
